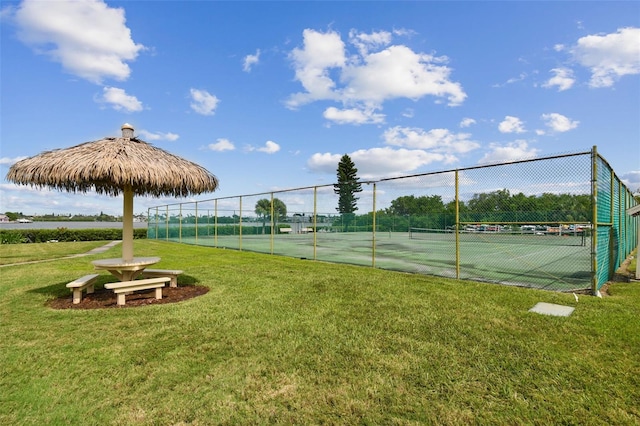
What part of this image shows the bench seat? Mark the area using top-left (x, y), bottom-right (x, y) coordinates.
top-left (140, 269), bottom-right (183, 287)
top-left (105, 277), bottom-right (171, 306)
top-left (66, 274), bottom-right (100, 304)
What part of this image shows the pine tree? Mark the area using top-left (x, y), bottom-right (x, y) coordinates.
top-left (334, 154), bottom-right (362, 214)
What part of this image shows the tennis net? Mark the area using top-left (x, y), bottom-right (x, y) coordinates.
top-left (409, 227), bottom-right (587, 247)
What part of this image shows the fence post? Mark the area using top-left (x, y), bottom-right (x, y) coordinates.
top-left (195, 201), bottom-right (198, 244)
top-left (165, 205), bottom-right (169, 241)
top-left (179, 203), bottom-right (183, 243)
top-left (313, 186), bottom-right (318, 260)
top-left (154, 207), bottom-right (158, 240)
top-left (591, 146), bottom-right (599, 295)
top-left (372, 182), bottom-right (377, 268)
top-left (455, 169), bottom-right (460, 280)
top-left (214, 200), bottom-right (218, 247)
top-left (270, 192), bottom-right (275, 255)
top-left (239, 196), bottom-right (243, 251)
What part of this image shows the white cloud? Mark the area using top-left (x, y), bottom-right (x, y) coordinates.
top-left (307, 147), bottom-right (450, 178)
top-left (621, 171), bottom-right (640, 193)
top-left (243, 49), bottom-right (260, 72)
top-left (287, 29), bottom-right (346, 107)
top-left (402, 108), bottom-right (414, 118)
top-left (323, 107), bottom-right (385, 125)
top-left (98, 87), bottom-right (143, 112)
top-left (12, 0), bottom-right (144, 84)
top-left (348, 29), bottom-right (392, 55)
top-left (306, 124), bottom-right (481, 179)
top-left (507, 73), bottom-right (528, 84)
top-left (383, 126), bottom-right (480, 154)
top-left (190, 88), bottom-right (219, 115)
top-left (493, 73), bottom-right (528, 88)
top-left (541, 113), bottom-right (579, 133)
top-left (286, 28), bottom-right (466, 114)
top-left (207, 138), bottom-right (235, 152)
top-left (306, 152), bottom-right (342, 173)
top-left (137, 130), bottom-right (179, 142)
top-left (0, 156), bottom-right (27, 165)
top-left (245, 141), bottom-right (280, 154)
top-left (257, 141), bottom-right (280, 154)
top-left (543, 67), bottom-right (575, 91)
top-left (478, 140), bottom-right (539, 164)
top-left (459, 118), bottom-right (476, 128)
top-left (571, 27), bottom-right (640, 88)
top-left (498, 116), bottom-right (526, 134)
top-left (341, 44), bottom-right (466, 106)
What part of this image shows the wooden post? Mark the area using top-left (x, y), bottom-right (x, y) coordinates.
top-left (122, 185), bottom-right (134, 262)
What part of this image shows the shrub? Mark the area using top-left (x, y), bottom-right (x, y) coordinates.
top-left (0, 228), bottom-right (147, 244)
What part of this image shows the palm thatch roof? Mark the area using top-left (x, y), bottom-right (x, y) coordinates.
top-left (6, 134), bottom-right (219, 197)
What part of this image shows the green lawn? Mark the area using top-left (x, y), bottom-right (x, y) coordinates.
top-left (1, 240), bottom-right (638, 425)
top-left (0, 240), bottom-right (106, 265)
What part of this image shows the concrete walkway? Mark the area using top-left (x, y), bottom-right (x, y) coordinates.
top-left (0, 240), bottom-right (122, 268)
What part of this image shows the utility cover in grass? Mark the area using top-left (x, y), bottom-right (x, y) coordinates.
top-left (529, 302), bottom-right (575, 317)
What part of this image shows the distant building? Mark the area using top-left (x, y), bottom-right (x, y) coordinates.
top-left (0, 214), bottom-right (9, 223)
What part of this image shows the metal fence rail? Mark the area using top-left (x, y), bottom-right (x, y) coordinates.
top-left (148, 147), bottom-right (638, 294)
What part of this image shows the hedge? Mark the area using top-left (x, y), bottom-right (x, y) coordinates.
top-left (0, 228), bottom-right (147, 244)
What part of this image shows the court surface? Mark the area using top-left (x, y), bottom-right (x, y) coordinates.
top-left (170, 230), bottom-right (592, 292)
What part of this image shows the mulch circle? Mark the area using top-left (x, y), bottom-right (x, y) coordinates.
top-left (48, 285), bottom-right (209, 309)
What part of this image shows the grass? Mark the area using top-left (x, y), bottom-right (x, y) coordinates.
top-left (0, 240), bottom-right (106, 265)
top-left (629, 249), bottom-right (637, 275)
top-left (1, 240), bottom-right (639, 425)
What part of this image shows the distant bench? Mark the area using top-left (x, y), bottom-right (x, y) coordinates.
top-left (66, 274), bottom-right (99, 304)
top-left (280, 228), bottom-right (292, 234)
top-left (140, 269), bottom-right (183, 287)
top-left (105, 277), bottom-right (171, 306)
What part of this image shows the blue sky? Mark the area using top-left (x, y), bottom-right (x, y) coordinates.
top-left (1, 0), bottom-right (639, 217)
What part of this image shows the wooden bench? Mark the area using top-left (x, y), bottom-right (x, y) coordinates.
top-left (280, 228), bottom-right (292, 234)
top-left (104, 277), bottom-right (171, 306)
top-left (140, 269), bottom-right (183, 287)
top-left (66, 274), bottom-right (100, 304)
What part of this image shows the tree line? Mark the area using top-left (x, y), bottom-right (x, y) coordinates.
top-left (373, 190), bottom-right (592, 231)
top-left (155, 154), bottom-right (600, 232)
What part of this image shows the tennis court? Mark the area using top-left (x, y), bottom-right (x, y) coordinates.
top-left (177, 229), bottom-right (591, 292)
top-left (149, 148), bottom-right (637, 294)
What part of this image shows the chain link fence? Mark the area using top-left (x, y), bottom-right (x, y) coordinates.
top-left (148, 148), bottom-right (638, 294)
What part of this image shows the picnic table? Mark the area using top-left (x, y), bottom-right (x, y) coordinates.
top-left (91, 257), bottom-right (161, 282)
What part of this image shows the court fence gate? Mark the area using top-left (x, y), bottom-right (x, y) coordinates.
top-left (148, 147), bottom-right (638, 294)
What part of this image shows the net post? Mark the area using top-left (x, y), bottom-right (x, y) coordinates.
top-left (195, 201), bottom-right (198, 243)
top-left (179, 203), bottom-right (183, 243)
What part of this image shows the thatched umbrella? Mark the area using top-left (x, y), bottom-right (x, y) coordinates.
top-left (6, 124), bottom-right (219, 261)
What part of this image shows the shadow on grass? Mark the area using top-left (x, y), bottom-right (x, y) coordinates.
top-left (28, 274), bottom-right (200, 299)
